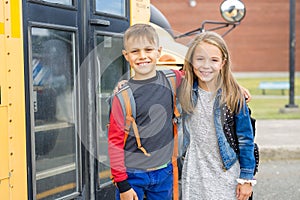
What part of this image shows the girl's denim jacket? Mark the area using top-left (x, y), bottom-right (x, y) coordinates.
top-left (182, 81), bottom-right (256, 180)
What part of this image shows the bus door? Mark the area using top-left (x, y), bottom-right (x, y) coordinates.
top-left (24, 1), bottom-right (81, 200)
top-left (86, 1), bottom-right (130, 199)
top-left (25, 0), bottom-right (148, 199)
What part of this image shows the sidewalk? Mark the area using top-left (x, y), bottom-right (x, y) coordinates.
top-left (256, 119), bottom-right (300, 160)
top-left (232, 72), bottom-right (300, 160)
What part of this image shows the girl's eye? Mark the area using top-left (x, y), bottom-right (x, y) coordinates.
top-left (212, 57), bottom-right (222, 62)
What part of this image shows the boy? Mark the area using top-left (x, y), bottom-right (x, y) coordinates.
top-left (108, 24), bottom-right (182, 200)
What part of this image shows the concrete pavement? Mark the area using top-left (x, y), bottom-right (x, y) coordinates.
top-left (255, 119), bottom-right (300, 160)
top-left (233, 71), bottom-right (300, 160)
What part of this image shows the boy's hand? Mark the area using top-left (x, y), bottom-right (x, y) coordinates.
top-left (236, 183), bottom-right (252, 200)
top-left (113, 80), bottom-right (128, 95)
top-left (120, 188), bottom-right (138, 200)
top-left (240, 86), bottom-right (252, 103)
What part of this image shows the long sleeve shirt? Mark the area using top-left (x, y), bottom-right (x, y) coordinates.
top-left (108, 70), bottom-right (183, 192)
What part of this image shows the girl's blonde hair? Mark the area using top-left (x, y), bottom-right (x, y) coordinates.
top-left (179, 31), bottom-right (244, 114)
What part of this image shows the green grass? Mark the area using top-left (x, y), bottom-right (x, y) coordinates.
top-left (237, 77), bottom-right (300, 96)
top-left (236, 76), bottom-right (300, 119)
top-left (247, 98), bottom-right (300, 119)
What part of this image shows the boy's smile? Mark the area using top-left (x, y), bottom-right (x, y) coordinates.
top-left (136, 61), bottom-right (151, 67)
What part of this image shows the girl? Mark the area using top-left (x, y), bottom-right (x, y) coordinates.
top-left (179, 31), bottom-right (256, 200)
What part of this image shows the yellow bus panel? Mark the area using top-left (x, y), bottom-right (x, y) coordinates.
top-left (0, 106), bottom-right (9, 200)
top-left (130, 0), bottom-right (150, 25)
top-left (0, 0), bottom-right (27, 199)
top-left (0, 0), bottom-right (4, 35)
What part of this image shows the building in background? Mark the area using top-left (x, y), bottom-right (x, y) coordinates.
top-left (151, 0), bottom-right (300, 72)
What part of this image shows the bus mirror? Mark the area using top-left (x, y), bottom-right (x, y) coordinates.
top-left (220, 0), bottom-right (246, 23)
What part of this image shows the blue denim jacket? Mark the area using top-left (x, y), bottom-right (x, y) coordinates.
top-left (182, 81), bottom-right (255, 180)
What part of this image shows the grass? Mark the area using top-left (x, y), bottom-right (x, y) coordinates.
top-left (236, 76), bottom-right (300, 119)
top-left (247, 98), bottom-right (300, 119)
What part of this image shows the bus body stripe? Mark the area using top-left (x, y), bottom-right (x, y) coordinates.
top-left (0, 22), bottom-right (4, 34)
top-left (36, 183), bottom-right (76, 199)
top-left (10, 0), bottom-right (21, 38)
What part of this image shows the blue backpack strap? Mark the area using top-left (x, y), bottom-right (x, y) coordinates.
top-left (106, 83), bottom-right (136, 127)
top-left (160, 69), bottom-right (180, 118)
top-left (116, 84), bottom-right (136, 120)
top-left (115, 83), bottom-right (150, 156)
top-left (160, 69), bottom-right (180, 199)
top-left (160, 69), bottom-right (176, 94)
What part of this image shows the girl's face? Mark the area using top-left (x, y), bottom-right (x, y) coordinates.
top-left (122, 36), bottom-right (161, 80)
top-left (192, 42), bottom-right (225, 90)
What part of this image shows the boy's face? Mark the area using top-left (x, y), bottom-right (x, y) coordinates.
top-left (122, 37), bottom-right (161, 80)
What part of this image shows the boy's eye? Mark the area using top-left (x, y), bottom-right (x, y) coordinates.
top-left (131, 50), bottom-right (139, 53)
top-left (145, 48), bottom-right (154, 52)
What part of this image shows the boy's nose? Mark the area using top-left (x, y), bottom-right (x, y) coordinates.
top-left (139, 50), bottom-right (147, 58)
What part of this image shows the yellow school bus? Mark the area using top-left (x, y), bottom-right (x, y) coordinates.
top-left (0, 0), bottom-right (245, 199)
top-left (0, 0), bottom-right (151, 199)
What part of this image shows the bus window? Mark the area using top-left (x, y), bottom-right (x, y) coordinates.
top-left (30, 27), bottom-right (78, 199)
top-left (95, 0), bottom-right (126, 17)
top-left (95, 34), bottom-right (129, 186)
top-left (37, 0), bottom-right (74, 6)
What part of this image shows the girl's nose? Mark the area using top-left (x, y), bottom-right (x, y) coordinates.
top-left (202, 59), bottom-right (210, 68)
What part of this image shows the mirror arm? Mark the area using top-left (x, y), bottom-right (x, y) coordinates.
top-left (174, 27), bottom-right (203, 39)
top-left (201, 20), bottom-right (231, 31)
top-left (219, 23), bottom-right (239, 37)
top-left (202, 20), bottom-right (240, 37)
top-left (174, 20), bottom-right (240, 39)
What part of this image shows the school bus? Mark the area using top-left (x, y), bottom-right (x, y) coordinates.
top-left (0, 0), bottom-right (245, 199)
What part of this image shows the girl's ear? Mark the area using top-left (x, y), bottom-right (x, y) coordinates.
top-left (221, 59), bottom-right (226, 69)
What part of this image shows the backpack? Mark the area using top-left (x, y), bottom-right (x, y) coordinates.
top-left (108, 69), bottom-right (181, 200)
top-left (222, 104), bottom-right (259, 176)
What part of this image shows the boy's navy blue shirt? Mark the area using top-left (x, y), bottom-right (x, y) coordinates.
top-left (124, 71), bottom-right (174, 169)
top-left (108, 70), bottom-right (183, 192)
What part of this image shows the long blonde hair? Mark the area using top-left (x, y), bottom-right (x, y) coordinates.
top-left (179, 31), bottom-right (244, 114)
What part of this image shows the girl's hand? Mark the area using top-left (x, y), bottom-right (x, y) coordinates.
top-left (236, 183), bottom-right (253, 200)
top-left (113, 80), bottom-right (128, 94)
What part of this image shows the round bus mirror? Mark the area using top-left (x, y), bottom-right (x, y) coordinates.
top-left (220, 0), bottom-right (246, 23)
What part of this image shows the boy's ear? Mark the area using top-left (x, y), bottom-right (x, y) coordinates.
top-left (157, 46), bottom-right (162, 58)
top-left (122, 50), bottom-right (129, 61)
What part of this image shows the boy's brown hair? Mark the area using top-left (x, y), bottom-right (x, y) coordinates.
top-left (123, 23), bottom-right (159, 50)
